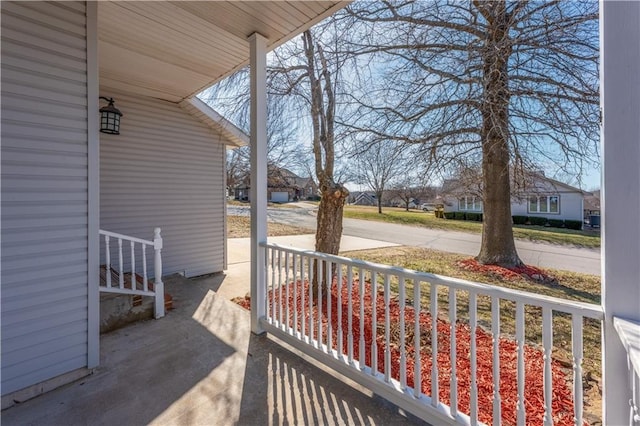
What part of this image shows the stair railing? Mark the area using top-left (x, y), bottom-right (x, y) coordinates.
top-left (99, 227), bottom-right (165, 319)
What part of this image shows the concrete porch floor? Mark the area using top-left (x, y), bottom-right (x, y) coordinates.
top-left (2, 271), bottom-right (424, 425)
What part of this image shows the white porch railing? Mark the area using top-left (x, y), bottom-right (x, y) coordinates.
top-left (614, 317), bottom-right (640, 425)
top-left (259, 242), bottom-right (603, 426)
top-left (99, 228), bottom-right (165, 319)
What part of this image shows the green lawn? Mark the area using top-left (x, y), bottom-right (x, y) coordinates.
top-left (343, 205), bottom-right (600, 248)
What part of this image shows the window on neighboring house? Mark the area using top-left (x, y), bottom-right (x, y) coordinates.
top-left (458, 196), bottom-right (482, 211)
top-left (528, 195), bottom-right (560, 214)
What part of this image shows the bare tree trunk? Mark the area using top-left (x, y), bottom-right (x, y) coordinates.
top-left (475, 1), bottom-right (523, 268)
top-left (315, 184), bottom-right (349, 254)
top-left (377, 194), bottom-right (382, 214)
top-left (312, 184), bottom-right (348, 293)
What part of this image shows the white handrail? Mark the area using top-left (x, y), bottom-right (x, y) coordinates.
top-left (99, 229), bottom-right (154, 246)
top-left (262, 242), bottom-right (603, 320)
top-left (99, 228), bottom-right (165, 319)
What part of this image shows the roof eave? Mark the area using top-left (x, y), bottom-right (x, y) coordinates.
top-left (180, 97), bottom-right (249, 147)
top-left (184, 1), bottom-right (351, 100)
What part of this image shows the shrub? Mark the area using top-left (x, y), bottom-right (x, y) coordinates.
top-left (512, 215), bottom-right (528, 225)
top-left (465, 212), bottom-right (482, 221)
top-left (454, 212), bottom-right (466, 220)
top-left (443, 212), bottom-right (455, 220)
top-left (547, 219), bottom-right (565, 228)
top-left (529, 216), bottom-right (548, 226)
top-left (564, 220), bottom-right (583, 230)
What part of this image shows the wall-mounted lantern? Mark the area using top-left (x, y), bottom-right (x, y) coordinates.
top-left (99, 97), bottom-right (123, 135)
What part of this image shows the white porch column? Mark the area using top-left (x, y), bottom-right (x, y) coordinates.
top-left (601, 1), bottom-right (640, 424)
top-left (249, 32), bottom-right (268, 334)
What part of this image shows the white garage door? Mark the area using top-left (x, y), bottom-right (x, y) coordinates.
top-left (271, 192), bottom-right (289, 203)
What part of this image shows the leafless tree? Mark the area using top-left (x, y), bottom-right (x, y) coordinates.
top-left (269, 27), bottom-right (350, 257)
top-left (345, 0), bottom-right (599, 267)
top-left (226, 146), bottom-right (249, 195)
top-left (204, 84), bottom-right (310, 194)
top-left (350, 137), bottom-right (408, 213)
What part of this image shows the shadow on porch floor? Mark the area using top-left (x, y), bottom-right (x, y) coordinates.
top-left (1, 274), bottom-right (426, 425)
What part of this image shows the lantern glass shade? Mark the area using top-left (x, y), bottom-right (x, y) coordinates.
top-left (99, 98), bottom-right (123, 134)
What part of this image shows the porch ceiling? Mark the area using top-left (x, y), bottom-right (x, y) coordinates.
top-left (97, 1), bottom-right (348, 102)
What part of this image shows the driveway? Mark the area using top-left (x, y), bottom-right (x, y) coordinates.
top-left (228, 204), bottom-right (601, 276)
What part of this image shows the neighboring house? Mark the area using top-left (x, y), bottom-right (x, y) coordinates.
top-left (441, 173), bottom-right (588, 223)
top-left (350, 191), bottom-right (377, 206)
top-left (235, 167), bottom-right (318, 202)
top-left (267, 167), bottom-right (318, 202)
top-left (0, 0), bottom-right (342, 407)
top-left (234, 184), bottom-right (251, 201)
top-left (584, 189), bottom-right (601, 218)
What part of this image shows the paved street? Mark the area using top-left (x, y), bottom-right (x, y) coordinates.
top-left (228, 204), bottom-right (601, 276)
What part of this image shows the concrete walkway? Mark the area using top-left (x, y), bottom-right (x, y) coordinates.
top-left (1, 274), bottom-right (424, 426)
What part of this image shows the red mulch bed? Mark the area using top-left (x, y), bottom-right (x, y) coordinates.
top-left (457, 259), bottom-right (558, 283)
top-left (236, 276), bottom-right (579, 425)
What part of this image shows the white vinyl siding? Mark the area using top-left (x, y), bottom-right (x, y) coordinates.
top-left (1, 1), bottom-right (89, 395)
top-left (100, 91), bottom-right (226, 277)
top-left (512, 191), bottom-right (584, 221)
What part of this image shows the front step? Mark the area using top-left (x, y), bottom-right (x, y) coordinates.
top-left (99, 266), bottom-right (172, 333)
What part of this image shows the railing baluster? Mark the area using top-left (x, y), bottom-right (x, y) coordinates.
top-left (633, 365), bottom-right (640, 426)
top-left (572, 315), bottom-right (584, 426)
top-left (399, 276), bottom-right (407, 389)
top-left (414, 278), bottom-right (422, 398)
top-left (449, 288), bottom-right (458, 417)
top-left (337, 263), bottom-right (343, 357)
top-left (430, 282), bottom-right (438, 406)
top-left (118, 238), bottom-right (124, 289)
top-left (142, 244), bottom-right (148, 292)
top-left (308, 255), bottom-right (314, 346)
top-left (384, 273), bottom-right (391, 383)
top-left (278, 250), bottom-right (283, 328)
top-left (317, 260), bottom-right (323, 349)
top-left (543, 307), bottom-right (553, 426)
top-left (293, 253), bottom-right (298, 337)
top-left (130, 241), bottom-right (135, 290)
top-left (347, 265), bottom-right (354, 364)
top-left (264, 247), bottom-right (269, 319)
top-left (285, 251), bottom-right (290, 331)
top-left (492, 296), bottom-right (501, 425)
top-left (270, 247), bottom-right (276, 324)
top-left (301, 255), bottom-right (306, 338)
top-left (105, 235), bottom-right (111, 288)
top-left (326, 260), bottom-right (332, 353)
top-left (359, 268), bottom-right (366, 369)
top-left (371, 271), bottom-right (378, 375)
top-left (516, 302), bottom-right (526, 426)
top-left (469, 291), bottom-right (478, 426)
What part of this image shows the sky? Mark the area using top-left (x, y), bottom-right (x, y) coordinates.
top-left (202, 1), bottom-right (602, 193)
